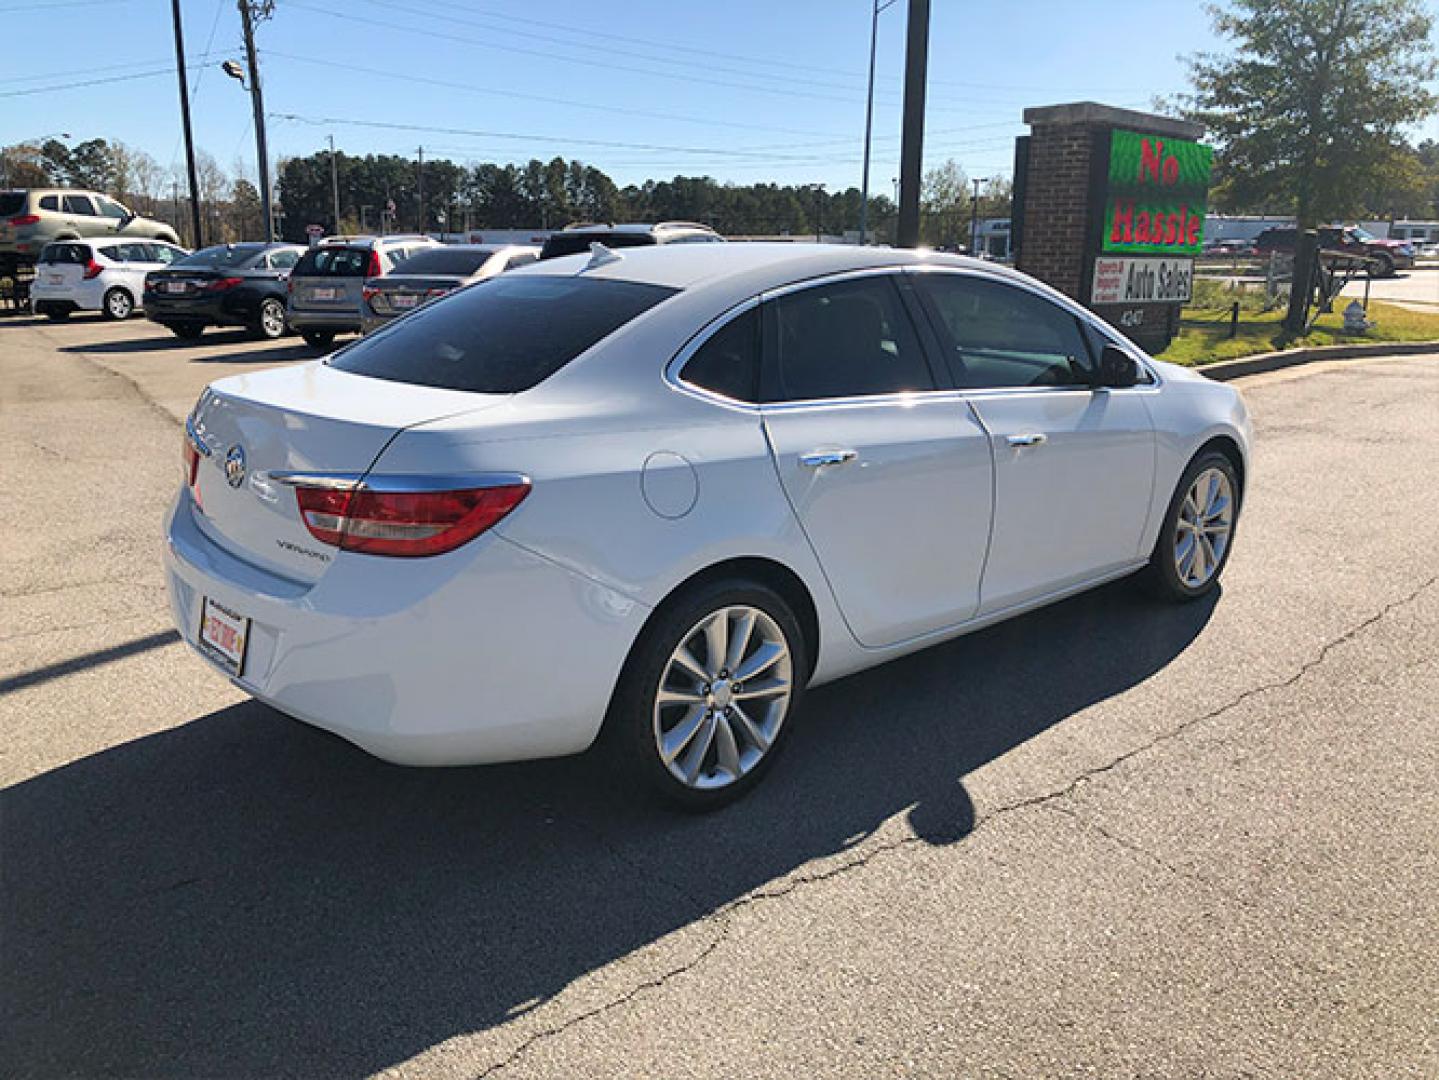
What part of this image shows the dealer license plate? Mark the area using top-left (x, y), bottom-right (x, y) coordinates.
top-left (392, 293), bottom-right (419, 309)
top-left (48, 273), bottom-right (63, 285)
top-left (311, 286), bottom-right (339, 301)
top-left (163, 281), bottom-right (188, 294)
top-left (198, 596), bottom-right (250, 676)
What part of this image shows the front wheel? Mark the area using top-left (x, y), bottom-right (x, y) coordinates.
top-left (1142, 451), bottom-right (1240, 602)
top-left (607, 579), bottom-right (808, 810)
top-left (250, 298), bottom-right (287, 340)
top-left (102, 287), bottom-right (133, 321)
top-left (1367, 252), bottom-right (1395, 278)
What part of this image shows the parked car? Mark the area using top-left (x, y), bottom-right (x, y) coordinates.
top-left (30, 238), bottom-right (189, 321)
top-left (360, 244), bottom-right (539, 334)
top-left (286, 234), bottom-right (441, 349)
top-left (168, 243), bottom-right (1250, 808)
top-left (0, 189), bottom-right (181, 260)
top-left (143, 242), bottom-right (305, 340)
top-left (1253, 225), bottom-right (1413, 276)
top-left (538, 220), bottom-right (723, 260)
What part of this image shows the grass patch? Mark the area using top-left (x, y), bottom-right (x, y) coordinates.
top-left (1155, 298), bottom-right (1439, 366)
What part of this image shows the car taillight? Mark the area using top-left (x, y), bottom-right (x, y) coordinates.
top-left (426, 287), bottom-right (449, 298)
top-left (8, 214), bottom-right (40, 227)
top-left (181, 432), bottom-right (200, 487)
top-left (294, 482), bottom-right (530, 557)
top-left (361, 283), bottom-right (381, 310)
top-left (205, 276), bottom-right (243, 291)
top-left (367, 250), bottom-right (383, 277)
top-left (83, 259), bottom-right (103, 279)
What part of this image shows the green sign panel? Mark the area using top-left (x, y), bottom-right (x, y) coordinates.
top-left (1102, 129), bottom-right (1213, 257)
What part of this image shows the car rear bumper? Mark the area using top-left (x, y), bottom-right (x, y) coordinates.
top-left (286, 306), bottom-right (362, 333)
top-left (31, 278), bottom-right (104, 311)
top-left (144, 292), bottom-right (255, 326)
top-left (164, 490), bottom-right (649, 766)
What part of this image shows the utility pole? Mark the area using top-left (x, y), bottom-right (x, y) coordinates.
top-left (237, 0), bottom-right (275, 241)
top-left (895, 0), bottom-right (930, 249)
top-left (328, 134), bottom-right (341, 234)
top-left (416, 147), bottom-right (425, 235)
top-left (169, 0), bottom-right (204, 249)
top-left (969, 176), bottom-right (989, 256)
top-left (859, 0), bottom-right (896, 246)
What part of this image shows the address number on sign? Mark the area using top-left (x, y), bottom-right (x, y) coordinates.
top-left (1091, 257), bottom-right (1193, 305)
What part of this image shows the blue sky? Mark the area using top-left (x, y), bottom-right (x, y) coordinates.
top-left (2, 0), bottom-right (1431, 193)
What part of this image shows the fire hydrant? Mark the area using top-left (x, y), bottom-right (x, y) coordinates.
top-left (1343, 299), bottom-right (1373, 333)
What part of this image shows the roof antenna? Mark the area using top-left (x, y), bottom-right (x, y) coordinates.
top-left (584, 242), bottom-right (623, 271)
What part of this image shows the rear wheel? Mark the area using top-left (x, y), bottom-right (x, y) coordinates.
top-left (607, 578), bottom-right (807, 810)
top-left (102, 287), bottom-right (133, 321)
top-left (250, 298), bottom-right (287, 340)
top-left (301, 329), bottom-right (335, 351)
top-left (1368, 252), bottom-right (1395, 278)
top-left (1142, 451), bottom-right (1240, 602)
top-left (167, 321), bottom-right (205, 340)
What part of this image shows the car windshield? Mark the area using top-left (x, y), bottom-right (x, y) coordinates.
top-left (328, 275), bottom-right (678, 393)
top-left (1348, 226), bottom-right (1376, 242)
top-left (388, 248), bottom-right (495, 276)
top-left (174, 245), bottom-right (262, 269)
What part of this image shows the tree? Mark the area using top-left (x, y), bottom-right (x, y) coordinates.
top-left (921, 159), bottom-right (969, 248)
top-left (1185, 0), bottom-right (1437, 227)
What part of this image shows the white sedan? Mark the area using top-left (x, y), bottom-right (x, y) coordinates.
top-left (167, 243), bottom-right (1251, 808)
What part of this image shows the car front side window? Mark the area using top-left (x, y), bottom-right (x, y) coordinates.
top-left (914, 273), bottom-right (1095, 390)
top-left (764, 275), bottom-right (935, 402)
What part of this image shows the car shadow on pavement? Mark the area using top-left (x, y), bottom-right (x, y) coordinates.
top-left (1, 579), bottom-right (1216, 1077)
top-left (60, 330), bottom-right (317, 363)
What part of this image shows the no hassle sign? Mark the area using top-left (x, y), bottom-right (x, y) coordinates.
top-left (1091, 256), bottom-right (1193, 305)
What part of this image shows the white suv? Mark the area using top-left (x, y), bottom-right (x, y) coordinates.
top-left (30, 238), bottom-right (189, 321)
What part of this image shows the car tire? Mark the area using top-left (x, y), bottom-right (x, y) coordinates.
top-left (42, 307), bottom-right (70, 322)
top-left (605, 577), bottom-right (809, 811)
top-left (301, 330), bottom-right (336, 351)
top-left (250, 298), bottom-right (287, 340)
top-left (1368, 252), bottom-right (1395, 278)
top-left (101, 287), bottom-right (134, 321)
top-left (167, 322), bottom-right (205, 341)
top-left (1141, 450), bottom-right (1240, 603)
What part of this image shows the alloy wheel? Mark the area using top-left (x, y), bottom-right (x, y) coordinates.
top-left (652, 605), bottom-right (793, 791)
top-left (1174, 467), bottom-right (1234, 588)
top-left (107, 290), bottom-right (132, 319)
top-left (260, 301), bottom-right (285, 338)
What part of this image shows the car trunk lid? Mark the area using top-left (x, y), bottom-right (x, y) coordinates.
top-left (187, 362), bottom-right (507, 583)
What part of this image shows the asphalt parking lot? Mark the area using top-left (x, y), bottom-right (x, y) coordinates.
top-left (2, 313), bottom-right (1436, 1079)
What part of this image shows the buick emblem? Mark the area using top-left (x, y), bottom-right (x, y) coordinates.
top-left (224, 444), bottom-right (247, 488)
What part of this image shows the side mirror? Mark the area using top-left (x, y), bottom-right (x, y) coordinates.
top-left (1097, 344), bottom-right (1139, 389)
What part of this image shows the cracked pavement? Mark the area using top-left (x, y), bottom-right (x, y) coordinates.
top-left (2, 315), bottom-right (1436, 1079)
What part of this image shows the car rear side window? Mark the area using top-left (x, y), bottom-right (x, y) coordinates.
top-left (765, 275), bottom-right (934, 402)
top-left (39, 195), bottom-right (59, 211)
top-left (295, 247), bottom-right (368, 276)
top-left (681, 306), bottom-right (760, 402)
top-left (914, 274), bottom-right (1095, 389)
top-left (62, 195), bottom-right (97, 215)
top-left (329, 276), bottom-right (677, 393)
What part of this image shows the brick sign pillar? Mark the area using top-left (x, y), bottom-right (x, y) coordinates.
top-left (1013, 102), bottom-right (1210, 354)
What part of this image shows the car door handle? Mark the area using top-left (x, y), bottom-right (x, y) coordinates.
top-left (1005, 433), bottom-right (1048, 447)
top-left (800, 449), bottom-right (858, 468)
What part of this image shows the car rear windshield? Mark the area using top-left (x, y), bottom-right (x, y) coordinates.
top-left (174, 245), bottom-right (262, 269)
top-left (388, 248), bottom-right (494, 276)
top-left (1, 192), bottom-right (28, 217)
top-left (38, 243), bottom-right (92, 264)
top-left (539, 232), bottom-right (657, 260)
top-left (294, 246), bottom-right (369, 276)
top-left (328, 275), bottom-right (678, 393)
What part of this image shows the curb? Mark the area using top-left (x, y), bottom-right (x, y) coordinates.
top-left (1197, 340), bottom-right (1439, 381)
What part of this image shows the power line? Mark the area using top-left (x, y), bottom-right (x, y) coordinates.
top-left (0, 68), bottom-right (177, 98)
top-left (0, 50), bottom-right (228, 88)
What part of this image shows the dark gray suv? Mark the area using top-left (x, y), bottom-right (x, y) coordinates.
top-left (285, 234), bottom-right (440, 349)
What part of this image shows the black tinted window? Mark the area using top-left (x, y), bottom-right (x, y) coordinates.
top-left (295, 246), bottom-right (369, 276)
top-left (767, 275), bottom-right (933, 401)
top-left (175, 244), bottom-right (264, 269)
top-left (391, 248), bottom-right (494, 275)
top-left (0, 193), bottom-right (28, 215)
top-left (682, 306), bottom-right (759, 402)
top-left (62, 195), bottom-right (97, 215)
top-left (329, 276), bottom-right (677, 393)
top-left (39, 195), bottom-right (59, 211)
top-left (40, 243), bottom-right (91, 264)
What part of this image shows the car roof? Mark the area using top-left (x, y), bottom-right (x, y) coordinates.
top-left (514, 241), bottom-right (1008, 293)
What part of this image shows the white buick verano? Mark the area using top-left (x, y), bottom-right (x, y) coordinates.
top-left (168, 243), bottom-right (1251, 807)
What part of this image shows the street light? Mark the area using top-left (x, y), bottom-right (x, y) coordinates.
top-left (859, 0), bottom-right (898, 246)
